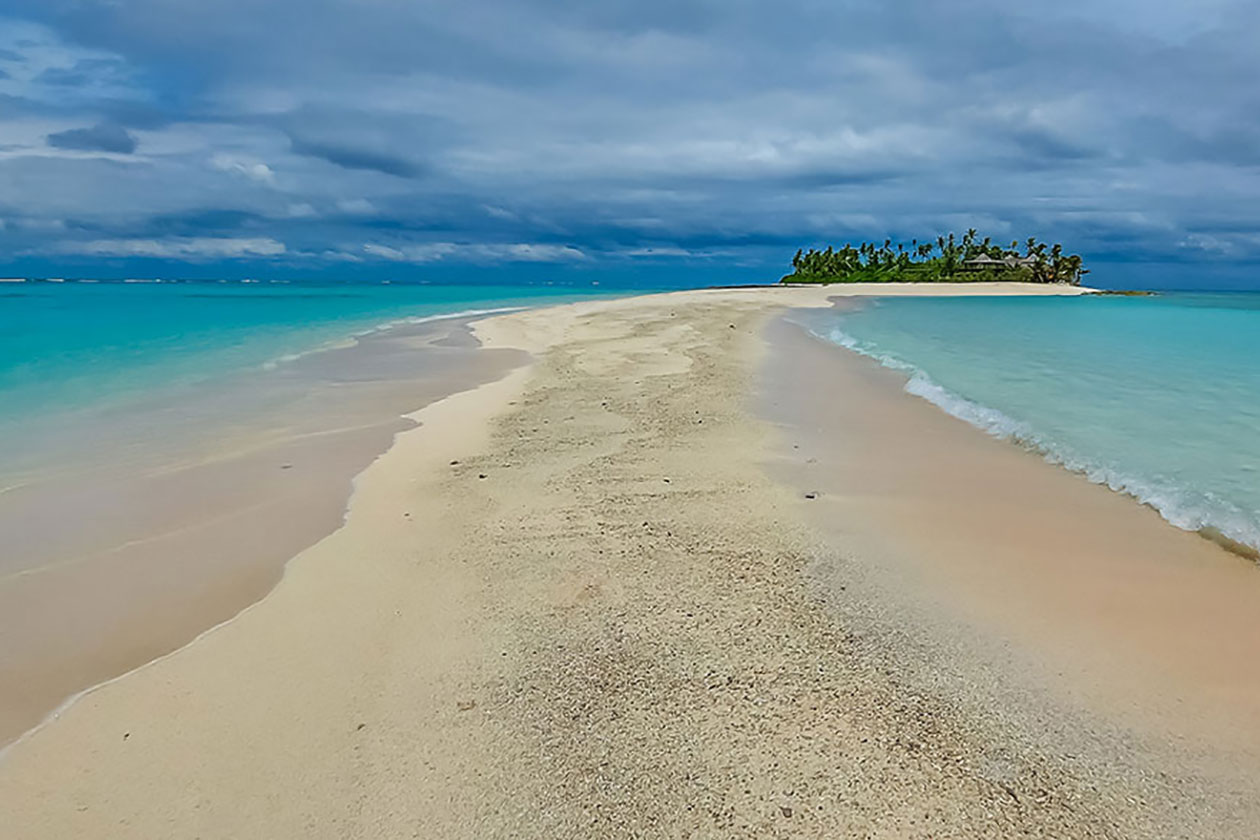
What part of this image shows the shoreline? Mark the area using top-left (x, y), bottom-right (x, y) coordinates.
top-left (760, 314), bottom-right (1260, 830)
top-left (0, 312), bottom-right (529, 747)
top-left (787, 298), bottom-right (1260, 561)
top-left (7, 282), bottom-right (1254, 838)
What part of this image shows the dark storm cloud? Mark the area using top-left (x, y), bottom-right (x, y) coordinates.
top-left (273, 105), bottom-right (449, 179)
top-left (2, 0), bottom-right (1260, 281)
top-left (46, 121), bottom-right (137, 153)
top-left (287, 136), bottom-right (425, 178)
top-left (34, 57), bottom-right (124, 86)
top-left (145, 208), bottom-right (268, 235)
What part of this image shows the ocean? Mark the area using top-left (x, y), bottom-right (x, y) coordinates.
top-left (0, 280), bottom-right (637, 431)
top-left (793, 292), bottom-right (1260, 554)
top-left (0, 280), bottom-right (641, 483)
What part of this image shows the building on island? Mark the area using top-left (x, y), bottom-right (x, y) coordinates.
top-left (962, 254), bottom-right (1039, 271)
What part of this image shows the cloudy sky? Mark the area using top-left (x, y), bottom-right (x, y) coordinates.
top-left (1, 0), bottom-right (1258, 286)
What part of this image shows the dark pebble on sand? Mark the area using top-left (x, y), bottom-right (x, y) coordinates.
top-left (804, 492), bottom-right (817, 499)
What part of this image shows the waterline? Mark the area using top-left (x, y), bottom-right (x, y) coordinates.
top-left (794, 293), bottom-right (1260, 555)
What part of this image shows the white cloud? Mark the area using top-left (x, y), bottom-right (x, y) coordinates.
top-left (282, 202), bottom-right (318, 218)
top-left (489, 243), bottom-right (588, 262)
top-left (318, 248), bottom-right (365, 262)
top-left (1178, 232), bottom-right (1260, 256)
top-left (618, 246), bottom-right (706, 258)
top-left (361, 241), bottom-right (586, 263)
top-left (362, 243), bottom-right (409, 260)
top-left (210, 154), bottom-right (275, 184)
top-left (48, 237), bottom-right (287, 259)
top-left (337, 198), bottom-right (376, 215)
top-left (10, 217), bottom-right (69, 233)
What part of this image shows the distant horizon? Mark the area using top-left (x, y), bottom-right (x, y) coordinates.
top-left (3, 260), bottom-right (1259, 292)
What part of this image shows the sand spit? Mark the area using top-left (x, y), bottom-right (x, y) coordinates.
top-left (2, 283), bottom-right (1211, 840)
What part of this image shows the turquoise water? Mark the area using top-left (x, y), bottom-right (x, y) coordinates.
top-left (0, 280), bottom-right (634, 430)
top-left (796, 293), bottom-right (1260, 552)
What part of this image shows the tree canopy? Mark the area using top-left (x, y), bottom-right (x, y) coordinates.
top-left (782, 230), bottom-right (1086, 284)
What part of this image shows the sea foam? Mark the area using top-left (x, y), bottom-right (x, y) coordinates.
top-left (811, 309), bottom-right (1260, 555)
top-left (259, 307), bottom-right (526, 370)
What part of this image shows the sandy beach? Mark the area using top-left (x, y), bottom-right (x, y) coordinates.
top-left (0, 316), bottom-right (526, 745)
top-left (4, 282), bottom-right (1259, 838)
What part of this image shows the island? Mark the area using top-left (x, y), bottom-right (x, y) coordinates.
top-left (782, 229), bottom-right (1087, 284)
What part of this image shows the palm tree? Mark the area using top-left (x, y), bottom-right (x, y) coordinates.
top-left (1063, 254), bottom-right (1084, 285)
top-left (782, 232), bottom-right (1085, 285)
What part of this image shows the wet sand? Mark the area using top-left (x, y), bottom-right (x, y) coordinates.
top-left (0, 317), bottom-right (527, 745)
top-left (760, 311), bottom-right (1260, 834)
top-left (8, 283), bottom-right (1257, 838)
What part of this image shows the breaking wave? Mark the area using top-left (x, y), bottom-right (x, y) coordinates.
top-left (817, 324), bottom-right (1260, 555)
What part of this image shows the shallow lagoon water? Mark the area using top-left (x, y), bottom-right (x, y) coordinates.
top-left (0, 280), bottom-right (634, 483)
top-left (794, 292), bottom-right (1260, 553)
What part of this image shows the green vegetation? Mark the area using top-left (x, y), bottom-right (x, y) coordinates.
top-left (782, 230), bottom-right (1086, 285)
